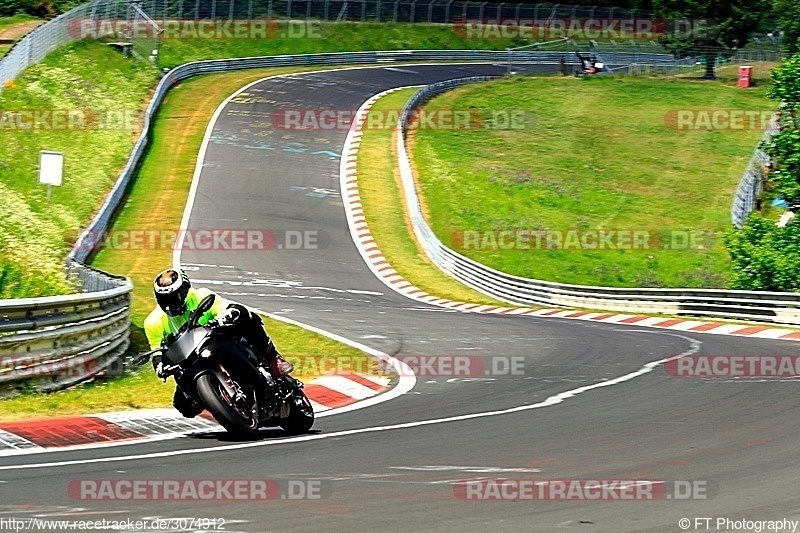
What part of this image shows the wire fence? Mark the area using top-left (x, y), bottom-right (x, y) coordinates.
top-left (731, 118), bottom-right (779, 228)
top-left (113, 0), bottom-right (651, 23)
top-left (0, 0), bottom-right (644, 90)
top-left (1, 0), bottom-right (786, 90)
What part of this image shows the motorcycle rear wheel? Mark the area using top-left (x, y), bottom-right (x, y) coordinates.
top-left (196, 373), bottom-right (259, 435)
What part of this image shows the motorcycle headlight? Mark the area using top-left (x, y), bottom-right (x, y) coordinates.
top-left (200, 349), bottom-right (213, 358)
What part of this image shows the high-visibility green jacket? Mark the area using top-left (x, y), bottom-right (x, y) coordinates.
top-left (144, 287), bottom-right (228, 349)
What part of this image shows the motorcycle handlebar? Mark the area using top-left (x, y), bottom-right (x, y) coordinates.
top-left (131, 348), bottom-right (163, 367)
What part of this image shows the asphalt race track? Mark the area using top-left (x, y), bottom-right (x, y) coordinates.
top-left (2, 64), bottom-right (800, 533)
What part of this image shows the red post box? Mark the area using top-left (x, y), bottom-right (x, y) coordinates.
top-left (738, 65), bottom-right (752, 88)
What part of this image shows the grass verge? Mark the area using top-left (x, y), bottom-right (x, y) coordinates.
top-left (0, 66), bottom-right (381, 421)
top-left (156, 21), bottom-right (528, 68)
top-left (357, 88), bottom-right (506, 305)
top-left (0, 23), bottom-right (539, 300)
top-left (0, 40), bottom-right (159, 298)
top-left (409, 74), bottom-right (773, 288)
top-left (0, 14), bottom-right (41, 32)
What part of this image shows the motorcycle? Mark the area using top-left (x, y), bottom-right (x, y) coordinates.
top-left (133, 295), bottom-right (314, 436)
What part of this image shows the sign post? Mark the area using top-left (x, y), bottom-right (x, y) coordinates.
top-left (38, 150), bottom-right (63, 201)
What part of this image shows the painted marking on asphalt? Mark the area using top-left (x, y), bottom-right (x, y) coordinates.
top-left (0, 430), bottom-right (40, 450)
top-left (0, 335), bottom-right (702, 470)
top-left (709, 324), bottom-right (755, 335)
top-left (659, 320), bottom-right (708, 331)
top-left (312, 375), bottom-right (378, 400)
top-left (389, 466), bottom-right (542, 473)
top-left (383, 67), bottom-right (419, 73)
top-left (687, 322), bottom-right (725, 332)
top-left (752, 328), bottom-right (798, 339)
top-left (308, 399), bottom-right (330, 413)
top-left (303, 384), bottom-right (358, 408)
top-left (345, 373), bottom-right (390, 391)
top-left (96, 410), bottom-right (220, 436)
top-left (352, 372), bottom-right (392, 388)
top-left (0, 417), bottom-right (143, 448)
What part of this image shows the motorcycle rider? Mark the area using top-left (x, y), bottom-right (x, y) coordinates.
top-left (144, 268), bottom-right (287, 418)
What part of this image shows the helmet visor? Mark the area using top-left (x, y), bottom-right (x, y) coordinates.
top-left (155, 290), bottom-right (187, 316)
top-left (154, 269), bottom-right (189, 316)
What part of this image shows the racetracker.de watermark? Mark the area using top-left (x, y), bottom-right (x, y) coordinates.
top-left (290, 354), bottom-right (525, 377)
top-left (0, 517), bottom-right (227, 532)
top-left (0, 109), bottom-right (138, 131)
top-left (665, 356), bottom-right (800, 378)
top-left (270, 108), bottom-right (534, 131)
top-left (68, 18), bottom-right (321, 39)
top-left (450, 229), bottom-right (714, 251)
top-left (70, 229), bottom-right (325, 253)
top-left (68, 479), bottom-right (331, 501)
top-left (664, 110), bottom-right (776, 131)
top-left (0, 355), bottom-right (124, 380)
top-left (453, 17), bottom-right (718, 40)
top-left (453, 479), bottom-right (714, 500)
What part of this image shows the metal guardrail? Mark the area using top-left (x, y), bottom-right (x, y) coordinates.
top-left (396, 78), bottom-right (800, 325)
top-left (0, 260), bottom-right (131, 397)
top-left (69, 48), bottom-right (636, 258)
top-left (0, 5), bottom-right (783, 396)
top-left (0, 0), bottom-right (653, 92)
top-left (1, 47), bottom-right (652, 396)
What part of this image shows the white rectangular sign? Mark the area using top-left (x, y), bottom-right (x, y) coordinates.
top-left (38, 151), bottom-right (63, 187)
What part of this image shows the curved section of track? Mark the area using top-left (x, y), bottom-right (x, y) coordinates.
top-left (2, 64), bottom-right (799, 532)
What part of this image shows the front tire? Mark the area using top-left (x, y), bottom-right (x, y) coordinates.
top-left (196, 373), bottom-right (259, 435)
top-left (279, 389), bottom-right (315, 435)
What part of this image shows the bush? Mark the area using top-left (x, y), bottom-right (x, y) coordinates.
top-left (763, 54), bottom-right (800, 202)
top-left (726, 52), bottom-right (800, 292)
top-left (725, 214), bottom-right (800, 291)
top-left (0, 0), bottom-right (76, 18)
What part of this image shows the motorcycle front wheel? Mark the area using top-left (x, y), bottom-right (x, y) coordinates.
top-left (196, 373), bottom-right (259, 436)
top-left (279, 389), bottom-right (315, 435)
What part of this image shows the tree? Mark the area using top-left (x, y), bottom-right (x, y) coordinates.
top-left (653, 0), bottom-right (771, 79)
top-left (725, 52), bottom-right (800, 292)
top-left (773, 0), bottom-right (800, 55)
top-left (764, 54), bottom-right (800, 202)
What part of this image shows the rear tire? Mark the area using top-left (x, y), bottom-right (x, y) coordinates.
top-left (279, 389), bottom-right (315, 435)
top-left (196, 373), bottom-right (259, 436)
